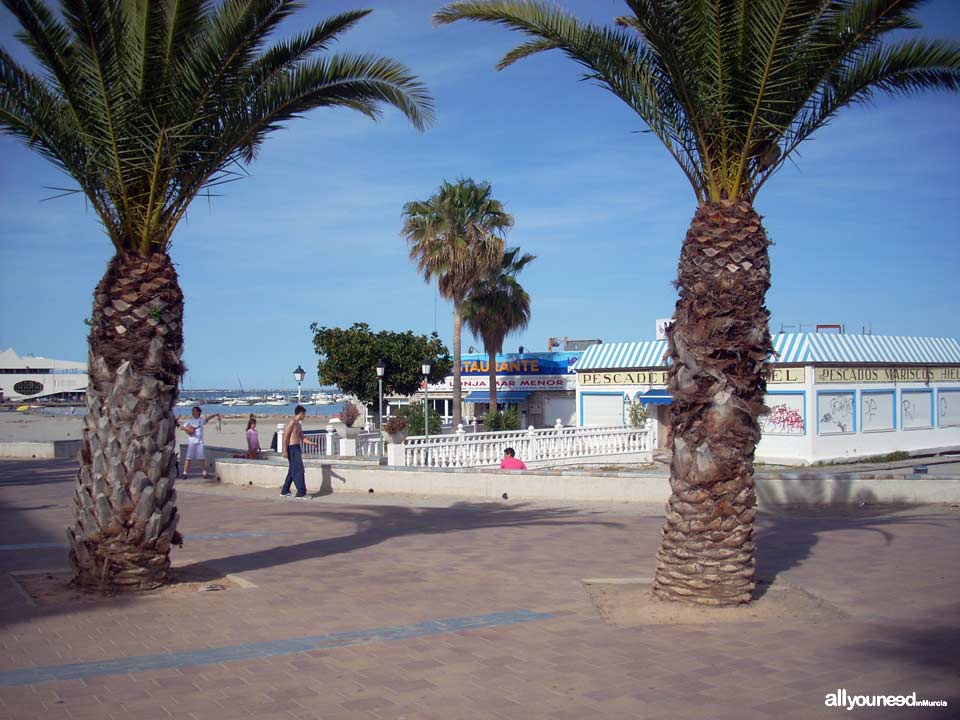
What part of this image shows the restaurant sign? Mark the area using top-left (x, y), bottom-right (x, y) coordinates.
top-left (578, 370), bottom-right (670, 386)
top-left (459, 352), bottom-right (581, 376)
top-left (436, 352), bottom-right (581, 392)
top-left (815, 366), bottom-right (960, 384)
top-left (579, 366), bottom-right (806, 387)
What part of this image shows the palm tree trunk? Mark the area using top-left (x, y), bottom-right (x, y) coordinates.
top-left (452, 301), bottom-right (463, 426)
top-left (487, 345), bottom-right (498, 409)
top-left (67, 252), bottom-right (185, 591)
top-left (653, 199), bottom-right (773, 607)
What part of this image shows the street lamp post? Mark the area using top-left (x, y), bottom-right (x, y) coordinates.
top-left (293, 365), bottom-right (306, 405)
top-left (375, 360), bottom-right (386, 431)
top-left (421, 358), bottom-right (431, 442)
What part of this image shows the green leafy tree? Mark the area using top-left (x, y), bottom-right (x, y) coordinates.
top-left (311, 322), bottom-right (452, 405)
top-left (402, 178), bottom-right (513, 427)
top-left (464, 246), bottom-right (534, 408)
top-left (0, 0), bottom-right (433, 592)
top-left (627, 399), bottom-right (650, 429)
top-left (435, 0), bottom-right (960, 606)
top-left (484, 407), bottom-right (520, 431)
top-left (398, 402), bottom-right (443, 436)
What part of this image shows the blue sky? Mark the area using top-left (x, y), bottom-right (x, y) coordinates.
top-left (2, 0), bottom-right (959, 389)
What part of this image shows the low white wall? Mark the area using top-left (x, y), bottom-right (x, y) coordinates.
top-left (577, 380), bottom-right (960, 466)
top-left (0, 440), bottom-right (82, 459)
top-left (215, 458), bottom-right (668, 503)
top-left (214, 458), bottom-right (960, 506)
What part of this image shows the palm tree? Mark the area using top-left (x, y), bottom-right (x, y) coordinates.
top-left (402, 178), bottom-right (514, 427)
top-left (464, 247), bottom-right (535, 411)
top-left (0, 0), bottom-right (433, 592)
top-left (435, 0), bottom-right (960, 606)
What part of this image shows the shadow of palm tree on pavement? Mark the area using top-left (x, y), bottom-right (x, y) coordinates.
top-left (194, 501), bottom-right (623, 575)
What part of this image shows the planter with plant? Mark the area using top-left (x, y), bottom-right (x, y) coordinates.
top-left (384, 415), bottom-right (408, 444)
top-left (339, 402), bottom-right (361, 438)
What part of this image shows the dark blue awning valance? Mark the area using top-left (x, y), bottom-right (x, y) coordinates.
top-left (464, 390), bottom-right (531, 403)
top-left (636, 389), bottom-right (672, 405)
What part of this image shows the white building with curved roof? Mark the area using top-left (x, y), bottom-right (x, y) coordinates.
top-left (0, 348), bottom-right (87, 403)
top-left (574, 333), bottom-right (960, 465)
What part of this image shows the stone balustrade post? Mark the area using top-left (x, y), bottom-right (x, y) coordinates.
top-left (386, 442), bottom-right (405, 467)
top-left (339, 438), bottom-right (357, 457)
top-left (326, 426), bottom-right (336, 456)
top-left (456, 424), bottom-right (466, 466)
top-left (526, 425), bottom-right (538, 461)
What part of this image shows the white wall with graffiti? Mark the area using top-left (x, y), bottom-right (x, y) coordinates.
top-left (739, 369), bottom-right (960, 463)
top-left (573, 334), bottom-right (960, 465)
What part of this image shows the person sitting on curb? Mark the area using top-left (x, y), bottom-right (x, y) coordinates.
top-left (499, 447), bottom-right (527, 470)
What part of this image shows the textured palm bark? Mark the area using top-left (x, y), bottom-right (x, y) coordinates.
top-left (653, 199), bottom-right (773, 607)
top-left (67, 252), bottom-right (185, 591)
top-left (451, 302), bottom-right (463, 427)
top-left (487, 345), bottom-right (498, 409)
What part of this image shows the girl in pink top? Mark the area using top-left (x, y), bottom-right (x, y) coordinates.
top-left (499, 447), bottom-right (527, 470)
top-left (246, 416), bottom-right (262, 459)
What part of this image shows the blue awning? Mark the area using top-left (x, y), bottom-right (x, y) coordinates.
top-left (637, 389), bottom-right (672, 405)
top-left (464, 390), bottom-right (531, 403)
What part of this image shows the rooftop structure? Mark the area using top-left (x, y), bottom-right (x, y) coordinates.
top-left (0, 348), bottom-right (87, 402)
top-left (574, 334), bottom-right (960, 371)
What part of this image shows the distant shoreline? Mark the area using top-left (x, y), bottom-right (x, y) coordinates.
top-left (3, 401), bottom-right (346, 419)
top-left (0, 409), bottom-right (342, 450)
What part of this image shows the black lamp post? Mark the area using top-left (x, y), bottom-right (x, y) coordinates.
top-left (421, 358), bottom-right (431, 440)
top-left (375, 360), bottom-right (386, 431)
top-left (293, 365), bottom-right (305, 404)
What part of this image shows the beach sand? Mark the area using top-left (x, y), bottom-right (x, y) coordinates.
top-left (0, 410), bottom-right (338, 452)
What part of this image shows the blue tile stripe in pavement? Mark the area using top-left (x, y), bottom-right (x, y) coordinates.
top-left (0, 530), bottom-right (278, 551)
top-left (0, 609), bottom-right (554, 687)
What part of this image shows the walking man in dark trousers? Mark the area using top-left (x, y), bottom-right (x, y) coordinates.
top-left (281, 405), bottom-right (317, 499)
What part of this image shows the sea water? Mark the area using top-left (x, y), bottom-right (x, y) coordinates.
top-left (36, 390), bottom-right (346, 417)
top-left (174, 401), bottom-right (345, 417)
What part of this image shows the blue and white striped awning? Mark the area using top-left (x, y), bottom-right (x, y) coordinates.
top-left (575, 334), bottom-right (960, 371)
top-left (773, 333), bottom-right (960, 364)
top-left (574, 341), bottom-right (669, 371)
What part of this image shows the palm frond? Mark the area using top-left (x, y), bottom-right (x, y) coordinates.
top-left (463, 245), bottom-right (534, 357)
top-left (249, 9), bottom-right (372, 86)
top-left (0, 0), bottom-right (434, 255)
top-left (402, 178), bottom-right (512, 304)
top-left (436, 0), bottom-right (960, 202)
top-left (435, 1), bottom-right (707, 199)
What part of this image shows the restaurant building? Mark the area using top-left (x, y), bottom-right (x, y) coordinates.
top-left (428, 351), bottom-right (581, 427)
top-left (574, 333), bottom-right (960, 465)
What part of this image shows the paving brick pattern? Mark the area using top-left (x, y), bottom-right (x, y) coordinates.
top-left (1, 459), bottom-right (958, 719)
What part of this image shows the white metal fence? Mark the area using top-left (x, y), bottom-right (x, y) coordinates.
top-left (402, 424), bottom-right (649, 468)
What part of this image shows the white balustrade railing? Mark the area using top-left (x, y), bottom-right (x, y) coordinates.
top-left (356, 430), bottom-right (385, 458)
top-left (274, 424), bottom-right (335, 457)
top-left (402, 424), bottom-right (649, 468)
top-left (302, 429), bottom-right (337, 457)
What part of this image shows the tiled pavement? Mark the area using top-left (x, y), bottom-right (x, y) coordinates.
top-left (1, 459), bottom-right (958, 720)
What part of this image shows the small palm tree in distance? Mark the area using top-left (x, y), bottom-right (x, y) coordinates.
top-left (402, 178), bottom-right (514, 427)
top-left (464, 247), bottom-right (535, 412)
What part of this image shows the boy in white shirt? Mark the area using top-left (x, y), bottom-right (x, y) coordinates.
top-left (177, 406), bottom-right (222, 479)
